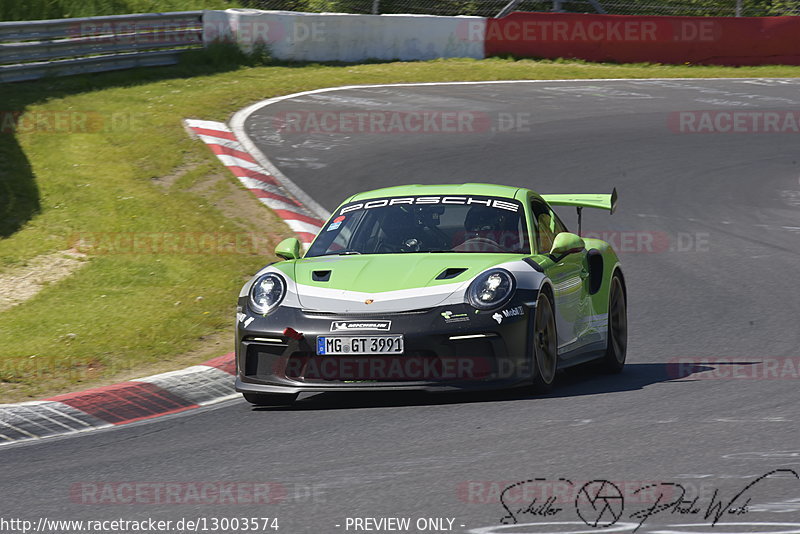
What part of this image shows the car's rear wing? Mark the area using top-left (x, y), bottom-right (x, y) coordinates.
top-left (541, 188), bottom-right (617, 235)
top-left (541, 188), bottom-right (618, 214)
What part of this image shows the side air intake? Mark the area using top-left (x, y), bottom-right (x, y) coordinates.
top-left (436, 268), bottom-right (467, 280)
top-left (312, 270), bottom-right (331, 282)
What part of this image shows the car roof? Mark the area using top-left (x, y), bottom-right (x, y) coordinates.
top-left (345, 183), bottom-right (531, 203)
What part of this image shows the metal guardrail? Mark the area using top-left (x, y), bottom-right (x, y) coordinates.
top-left (0, 11), bottom-right (203, 83)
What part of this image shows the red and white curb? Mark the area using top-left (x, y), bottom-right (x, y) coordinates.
top-left (184, 119), bottom-right (326, 247)
top-left (0, 353), bottom-right (236, 446)
top-left (0, 118), bottom-right (328, 447)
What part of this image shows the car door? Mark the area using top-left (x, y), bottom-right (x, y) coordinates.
top-left (531, 199), bottom-right (592, 358)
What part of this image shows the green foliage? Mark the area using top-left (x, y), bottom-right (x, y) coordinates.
top-left (3, 0), bottom-right (796, 21)
top-left (764, 0), bottom-right (800, 14)
top-left (179, 40), bottom-right (273, 69)
top-left (236, 0), bottom-right (800, 15)
top-left (238, 0), bottom-right (483, 14)
top-left (0, 0), bottom-right (243, 21)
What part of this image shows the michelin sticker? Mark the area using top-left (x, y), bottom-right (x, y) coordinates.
top-left (441, 310), bottom-right (470, 324)
top-left (331, 320), bottom-right (391, 332)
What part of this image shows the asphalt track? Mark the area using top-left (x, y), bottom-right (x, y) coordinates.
top-left (3, 79), bottom-right (800, 534)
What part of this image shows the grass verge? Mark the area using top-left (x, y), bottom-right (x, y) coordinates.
top-left (1, 53), bottom-right (799, 402)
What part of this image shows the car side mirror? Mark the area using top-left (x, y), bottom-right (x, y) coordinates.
top-left (550, 232), bottom-right (585, 256)
top-left (275, 237), bottom-right (301, 260)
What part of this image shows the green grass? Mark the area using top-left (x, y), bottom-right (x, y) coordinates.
top-left (1, 52), bottom-right (800, 402)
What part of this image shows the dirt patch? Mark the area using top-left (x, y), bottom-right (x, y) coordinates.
top-left (0, 250), bottom-right (88, 313)
top-left (152, 161), bottom-right (200, 188)
top-left (189, 171), bottom-right (293, 246)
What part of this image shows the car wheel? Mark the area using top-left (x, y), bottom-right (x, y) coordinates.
top-left (531, 291), bottom-right (558, 393)
top-left (601, 275), bottom-right (627, 373)
top-left (242, 392), bottom-right (298, 406)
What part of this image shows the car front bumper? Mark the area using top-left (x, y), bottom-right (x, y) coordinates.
top-left (235, 297), bottom-right (535, 394)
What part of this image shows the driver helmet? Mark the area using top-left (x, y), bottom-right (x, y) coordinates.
top-left (465, 205), bottom-right (507, 233)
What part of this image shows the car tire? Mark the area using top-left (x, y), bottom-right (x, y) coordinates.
top-left (242, 392), bottom-right (298, 406)
top-left (601, 275), bottom-right (627, 373)
top-left (531, 290), bottom-right (558, 393)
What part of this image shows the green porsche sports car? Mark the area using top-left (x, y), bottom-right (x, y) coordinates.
top-left (235, 183), bottom-right (626, 406)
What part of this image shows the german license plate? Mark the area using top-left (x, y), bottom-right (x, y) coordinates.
top-left (316, 335), bottom-right (404, 355)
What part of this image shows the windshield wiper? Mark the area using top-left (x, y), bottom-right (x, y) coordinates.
top-left (338, 250), bottom-right (362, 255)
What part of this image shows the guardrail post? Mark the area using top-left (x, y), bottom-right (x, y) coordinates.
top-left (495, 0), bottom-right (522, 18)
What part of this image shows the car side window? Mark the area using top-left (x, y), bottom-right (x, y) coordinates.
top-left (531, 199), bottom-right (568, 253)
top-left (552, 210), bottom-right (568, 235)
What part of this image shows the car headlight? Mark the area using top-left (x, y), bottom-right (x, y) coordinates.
top-left (466, 268), bottom-right (515, 310)
top-left (249, 273), bottom-right (286, 315)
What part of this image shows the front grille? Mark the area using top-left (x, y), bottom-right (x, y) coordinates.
top-left (244, 343), bottom-right (287, 377)
top-left (286, 350), bottom-right (450, 382)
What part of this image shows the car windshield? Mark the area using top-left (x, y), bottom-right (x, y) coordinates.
top-left (307, 195), bottom-right (530, 256)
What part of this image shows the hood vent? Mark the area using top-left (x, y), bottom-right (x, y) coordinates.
top-left (436, 267), bottom-right (467, 280)
top-left (312, 270), bottom-right (331, 282)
